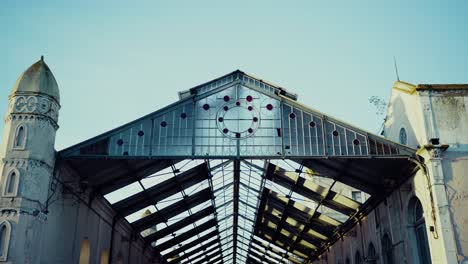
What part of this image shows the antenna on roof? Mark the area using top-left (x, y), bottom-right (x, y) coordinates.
top-left (393, 56), bottom-right (400, 81)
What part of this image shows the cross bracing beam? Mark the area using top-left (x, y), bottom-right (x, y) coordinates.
top-left (113, 163), bottom-right (209, 216)
top-left (265, 163), bottom-right (360, 216)
top-left (183, 246), bottom-right (221, 264)
top-left (245, 255), bottom-right (262, 264)
top-left (162, 230), bottom-right (219, 260)
top-left (298, 157), bottom-right (416, 195)
top-left (261, 213), bottom-right (331, 242)
top-left (189, 248), bottom-right (222, 264)
top-left (260, 213), bottom-right (324, 248)
top-left (207, 253), bottom-right (230, 264)
top-left (249, 238), bottom-right (303, 264)
top-left (166, 238), bottom-right (220, 264)
top-left (247, 250), bottom-right (277, 264)
top-left (263, 189), bottom-right (340, 233)
top-left (238, 239), bottom-right (287, 264)
top-left (143, 206), bottom-right (215, 243)
top-left (255, 224), bottom-right (311, 259)
top-left (213, 181), bottom-right (234, 193)
top-left (154, 218), bottom-right (217, 252)
top-left (247, 257), bottom-right (262, 264)
top-left (239, 181), bottom-right (261, 197)
top-left (254, 191), bottom-right (338, 260)
top-left (96, 160), bottom-right (175, 194)
top-left (132, 188), bottom-right (212, 233)
top-left (249, 241), bottom-right (288, 263)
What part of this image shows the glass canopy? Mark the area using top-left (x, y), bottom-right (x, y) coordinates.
top-left (57, 70), bottom-right (419, 264)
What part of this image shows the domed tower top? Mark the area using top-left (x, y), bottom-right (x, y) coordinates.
top-left (10, 56), bottom-right (60, 103)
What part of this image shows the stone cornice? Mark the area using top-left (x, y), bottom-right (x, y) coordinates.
top-left (2, 157), bottom-right (55, 173)
top-left (6, 95), bottom-right (59, 128)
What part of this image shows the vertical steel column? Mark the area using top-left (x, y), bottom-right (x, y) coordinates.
top-left (233, 159), bottom-right (240, 264)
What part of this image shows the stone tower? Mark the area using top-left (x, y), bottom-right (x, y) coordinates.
top-left (0, 57), bottom-right (60, 263)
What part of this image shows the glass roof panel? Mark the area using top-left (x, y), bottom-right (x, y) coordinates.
top-left (104, 182), bottom-right (143, 204)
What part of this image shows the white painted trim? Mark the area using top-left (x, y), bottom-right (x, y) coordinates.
top-left (2, 168), bottom-right (19, 198)
top-left (0, 220), bottom-right (11, 261)
top-left (12, 123), bottom-right (27, 150)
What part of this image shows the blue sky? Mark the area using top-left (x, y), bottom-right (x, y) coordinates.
top-left (1, 0), bottom-right (467, 150)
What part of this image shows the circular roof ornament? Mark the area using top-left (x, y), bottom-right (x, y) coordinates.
top-left (216, 99), bottom-right (260, 139)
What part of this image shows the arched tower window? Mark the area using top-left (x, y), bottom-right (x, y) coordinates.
top-left (0, 221), bottom-right (11, 261)
top-left (355, 250), bottom-right (362, 264)
top-left (367, 242), bottom-right (377, 264)
top-left (79, 239), bottom-right (90, 264)
top-left (13, 125), bottom-right (27, 149)
top-left (408, 197), bottom-right (431, 264)
top-left (382, 233), bottom-right (394, 264)
top-left (3, 169), bottom-right (19, 197)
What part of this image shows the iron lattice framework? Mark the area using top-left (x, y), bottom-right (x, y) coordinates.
top-left (58, 70), bottom-right (419, 264)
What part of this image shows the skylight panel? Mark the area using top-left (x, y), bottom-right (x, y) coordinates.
top-left (104, 182), bottom-right (143, 204)
top-left (124, 205), bottom-right (154, 223)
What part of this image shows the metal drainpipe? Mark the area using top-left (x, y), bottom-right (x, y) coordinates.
top-left (109, 216), bottom-right (117, 264)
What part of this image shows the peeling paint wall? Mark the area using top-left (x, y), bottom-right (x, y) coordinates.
top-left (427, 90), bottom-right (468, 263)
top-left (35, 165), bottom-right (157, 264)
top-left (442, 152), bottom-right (468, 263)
top-left (312, 169), bottom-right (446, 264)
top-left (313, 86), bottom-right (467, 264)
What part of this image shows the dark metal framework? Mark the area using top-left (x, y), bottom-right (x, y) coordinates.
top-left (57, 71), bottom-right (420, 264)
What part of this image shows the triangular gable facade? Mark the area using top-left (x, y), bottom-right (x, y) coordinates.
top-left (59, 71), bottom-right (415, 159)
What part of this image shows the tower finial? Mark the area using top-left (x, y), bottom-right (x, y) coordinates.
top-left (393, 56), bottom-right (400, 82)
top-left (41, 55), bottom-right (44, 61)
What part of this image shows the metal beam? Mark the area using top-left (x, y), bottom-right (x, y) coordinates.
top-left (162, 230), bottom-right (219, 260)
top-left (97, 159), bottom-right (174, 194)
top-left (249, 241), bottom-right (288, 263)
top-left (153, 219), bottom-right (217, 252)
top-left (132, 188), bottom-right (212, 233)
top-left (191, 249), bottom-right (222, 264)
top-left (113, 163), bottom-right (209, 216)
top-left (166, 238), bottom-right (220, 264)
top-left (238, 239), bottom-right (286, 264)
top-left (178, 246), bottom-right (220, 264)
top-left (206, 254), bottom-right (225, 264)
top-left (248, 250), bottom-right (277, 264)
top-left (232, 160), bottom-right (240, 264)
top-left (247, 256), bottom-right (262, 264)
top-left (265, 163), bottom-right (360, 216)
top-left (144, 206), bottom-right (215, 242)
top-left (255, 225), bottom-right (312, 257)
top-left (260, 213), bottom-right (325, 247)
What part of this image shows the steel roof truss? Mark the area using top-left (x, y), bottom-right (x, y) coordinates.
top-left (132, 188), bottom-right (212, 233)
top-left (114, 163), bottom-right (209, 216)
top-left (162, 230), bottom-right (219, 260)
top-left (166, 238), bottom-right (220, 264)
top-left (153, 218), bottom-right (217, 252)
top-left (265, 163), bottom-right (360, 216)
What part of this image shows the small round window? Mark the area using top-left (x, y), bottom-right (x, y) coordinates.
top-left (399, 127), bottom-right (407, 145)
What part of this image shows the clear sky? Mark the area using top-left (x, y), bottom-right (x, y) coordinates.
top-left (1, 0), bottom-right (467, 150)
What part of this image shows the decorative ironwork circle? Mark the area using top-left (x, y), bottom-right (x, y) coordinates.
top-left (216, 100), bottom-right (260, 139)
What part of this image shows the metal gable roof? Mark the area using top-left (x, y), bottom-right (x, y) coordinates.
top-left (55, 71), bottom-right (421, 264)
